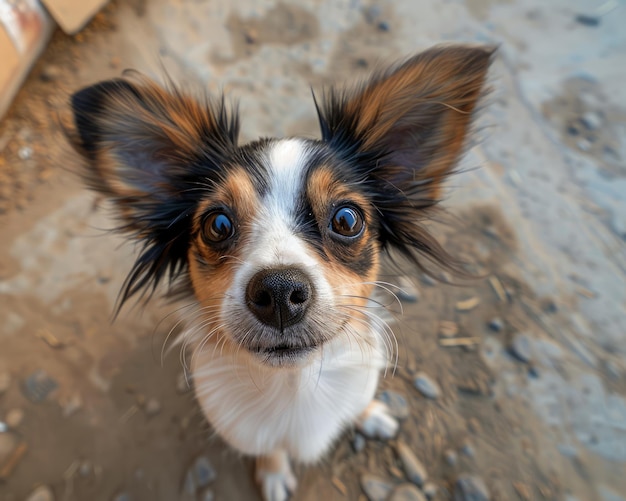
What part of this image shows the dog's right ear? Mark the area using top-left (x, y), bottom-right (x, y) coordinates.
top-left (69, 76), bottom-right (239, 304)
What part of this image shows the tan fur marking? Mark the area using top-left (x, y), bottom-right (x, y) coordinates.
top-left (341, 46), bottom-right (493, 200)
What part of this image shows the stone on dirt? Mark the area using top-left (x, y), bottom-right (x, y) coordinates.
top-left (423, 483), bottom-right (438, 499)
top-left (378, 390), bottom-right (410, 420)
top-left (454, 474), bottom-right (490, 501)
top-left (487, 317), bottom-right (504, 332)
top-left (360, 473), bottom-right (394, 501)
top-left (396, 441), bottom-right (428, 487)
top-left (352, 432), bottom-right (366, 453)
top-left (445, 449), bottom-right (458, 466)
top-left (193, 456), bottom-right (216, 488)
top-left (414, 372), bottom-right (441, 400)
top-left (509, 332), bottom-right (533, 363)
top-left (144, 397), bottom-right (161, 417)
top-left (21, 370), bottom-right (58, 403)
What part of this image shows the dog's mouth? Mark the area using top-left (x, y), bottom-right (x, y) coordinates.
top-left (248, 341), bottom-right (320, 367)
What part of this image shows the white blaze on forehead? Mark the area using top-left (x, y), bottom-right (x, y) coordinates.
top-left (240, 138), bottom-right (317, 269)
top-left (266, 138), bottom-right (308, 216)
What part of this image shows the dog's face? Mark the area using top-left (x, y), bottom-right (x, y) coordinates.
top-left (186, 138), bottom-right (383, 367)
top-left (69, 46), bottom-right (493, 367)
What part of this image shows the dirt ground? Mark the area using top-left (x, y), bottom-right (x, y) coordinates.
top-left (1, 1), bottom-right (625, 500)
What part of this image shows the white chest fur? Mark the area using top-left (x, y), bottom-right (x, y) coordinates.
top-left (191, 332), bottom-right (386, 462)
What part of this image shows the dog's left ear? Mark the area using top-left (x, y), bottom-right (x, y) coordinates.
top-left (316, 45), bottom-right (494, 270)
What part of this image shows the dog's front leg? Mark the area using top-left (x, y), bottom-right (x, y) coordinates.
top-left (255, 450), bottom-right (297, 501)
top-left (356, 399), bottom-right (399, 440)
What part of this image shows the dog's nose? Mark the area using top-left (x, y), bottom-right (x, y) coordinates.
top-left (246, 268), bottom-right (313, 329)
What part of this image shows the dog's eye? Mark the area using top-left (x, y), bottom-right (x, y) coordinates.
top-left (330, 206), bottom-right (364, 238)
top-left (203, 212), bottom-right (234, 243)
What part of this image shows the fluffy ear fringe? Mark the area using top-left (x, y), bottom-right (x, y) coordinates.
top-left (68, 73), bottom-right (240, 313)
top-left (314, 45), bottom-right (495, 279)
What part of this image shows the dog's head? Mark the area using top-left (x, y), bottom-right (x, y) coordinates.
top-left (69, 46), bottom-right (493, 367)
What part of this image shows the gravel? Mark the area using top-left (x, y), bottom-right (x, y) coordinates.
top-left (378, 391), bottom-right (410, 420)
top-left (509, 332), bottom-right (533, 363)
top-left (454, 474), bottom-right (490, 501)
top-left (360, 473), bottom-right (394, 501)
top-left (414, 372), bottom-right (441, 400)
top-left (396, 441), bottom-right (428, 487)
top-left (487, 317), bottom-right (504, 332)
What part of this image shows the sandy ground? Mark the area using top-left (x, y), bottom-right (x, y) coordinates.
top-left (1, 0), bottom-right (625, 500)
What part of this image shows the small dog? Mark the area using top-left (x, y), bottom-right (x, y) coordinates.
top-left (69, 45), bottom-right (492, 501)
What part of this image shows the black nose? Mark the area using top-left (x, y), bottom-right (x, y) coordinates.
top-left (246, 268), bottom-right (313, 330)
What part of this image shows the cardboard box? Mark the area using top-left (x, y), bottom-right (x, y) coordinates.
top-left (0, 0), bottom-right (108, 121)
top-left (41, 0), bottom-right (109, 35)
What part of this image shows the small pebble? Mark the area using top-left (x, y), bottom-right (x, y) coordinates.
top-left (25, 485), bottom-right (55, 501)
top-left (461, 442), bottom-right (475, 458)
top-left (0, 371), bottom-right (10, 394)
top-left (445, 449), bottom-right (458, 466)
top-left (378, 391), bottom-right (410, 420)
top-left (352, 432), bottom-right (366, 453)
top-left (396, 441), bottom-right (428, 486)
top-left (575, 14), bottom-right (600, 26)
top-left (420, 274), bottom-right (437, 286)
top-left (112, 492), bottom-right (131, 501)
top-left (360, 474), bottom-right (394, 501)
top-left (21, 370), bottom-right (58, 403)
top-left (377, 21), bottom-right (390, 32)
top-left (509, 332), bottom-right (533, 363)
top-left (454, 474), bottom-right (490, 501)
top-left (414, 372), bottom-right (441, 400)
top-left (193, 456), bottom-right (216, 488)
top-left (18, 146), bottom-right (33, 160)
top-left (528, 365), bottom-right (540, 378)
top-left (423, 483), bottom-right (438, 499)
top-left (5, 408), bottom-right (24, 428)
top-left (144, 397), bottom-right (161, 417)
top-left (396, 277), bottom-right (420, 303)
top-left (364, 5), bottom-right (382, 23)
top-left (389, 483), bottom-right (427, 501)
top-left (580, 111), bottom-right (602, 130)
top-left (487, 318), bottom-right (503, 332)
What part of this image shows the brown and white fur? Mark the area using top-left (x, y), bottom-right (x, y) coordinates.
top-left (69, 45), bottom-right (493, 500)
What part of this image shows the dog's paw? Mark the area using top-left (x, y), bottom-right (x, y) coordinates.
top-left (256, 451), bottom-right (297, 501)
top-left (356, 400), bottom-right (399, 440)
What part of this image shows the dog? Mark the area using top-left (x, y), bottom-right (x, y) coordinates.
top-left (68, 44), bottom-right (492, 501)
